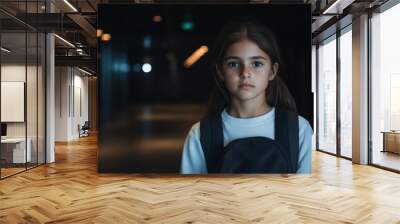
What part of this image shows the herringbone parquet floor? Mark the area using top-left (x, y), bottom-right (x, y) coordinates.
top-left (1, 135), bottom-right (400, 223)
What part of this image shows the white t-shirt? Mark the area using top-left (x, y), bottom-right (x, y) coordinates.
top-left (180, 107), bottom-right (313, 174)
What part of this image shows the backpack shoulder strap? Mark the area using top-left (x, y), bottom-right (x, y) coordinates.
top-left (275, 107), bottom-right (300, 172)
top-left (199, 113), bottom-right (224, 173)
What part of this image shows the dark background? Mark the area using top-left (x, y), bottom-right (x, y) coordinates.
top-left (98, 4), bottom-right (312, 173)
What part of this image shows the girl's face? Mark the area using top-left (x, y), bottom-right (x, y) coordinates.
top-left (218, 39), bottom-right (278, 103)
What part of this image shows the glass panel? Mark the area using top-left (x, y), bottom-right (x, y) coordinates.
top-left (340, 29), bottom-right (352, 158)
top-left (317, 36), bottom-right (337, 154)
top-left (1, 30), bottom-right (27, 177)
top-left (0, 1), bottom-right (46, 178)
top-left (312, 45), bottom-right (317, 151)
top-left (38, 32), bottom-right (45, 165)
top-left (27, 30), bottom-right (38, 169)
top-left (26, 0), bottom-right (39, 170)
top-left (371, 3), bottom-right (400, 171)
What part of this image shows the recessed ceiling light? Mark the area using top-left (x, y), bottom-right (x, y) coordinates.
top-left (63, 0), bottom-right (78, 12)
top-left (54, 34), bottom-right (75, 48)
top-left (78, 67), bottom-right (93, 76)
top-left (1, 47), bottom-right (11, 53)
top-left (153, 15), bottom-right (162, 23)
top-left (96, 29), bottom-right (103, 37)
top-left (101, 33), bottom-right (112, 42)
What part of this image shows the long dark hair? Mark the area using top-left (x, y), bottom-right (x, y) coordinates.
top-left (208, 21), bottom-right (297, 115)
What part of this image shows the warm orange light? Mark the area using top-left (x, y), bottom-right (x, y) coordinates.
top-left (184, 45), bottom-right (208, 68)
top-left (96, 29), bottom-right (103, 37)
top-left (153, 15), bottom-right (162, 23)
top-left (101, 33), bottom-right (111, 42)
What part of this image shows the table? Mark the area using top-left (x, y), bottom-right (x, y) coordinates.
top-left (381, 131), bottom-right (400, 154)
top-left (1, 138), bottom-right (32, 163)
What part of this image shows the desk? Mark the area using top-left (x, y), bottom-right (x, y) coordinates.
top-left (381, 131), bottom-right (400, 154)
top-left (1, 138), bottom-right (31, 163)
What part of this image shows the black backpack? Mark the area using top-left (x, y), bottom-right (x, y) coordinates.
top-left (199, 107), bottom-right (299, 173)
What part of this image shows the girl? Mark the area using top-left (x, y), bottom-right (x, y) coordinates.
top-left (180, 21), bottom-right (313, 174)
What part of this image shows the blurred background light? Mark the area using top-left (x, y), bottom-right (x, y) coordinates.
top-left (142, 63), bottom-right (152, 73)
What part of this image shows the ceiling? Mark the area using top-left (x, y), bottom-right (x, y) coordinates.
top-left (0, 0), bottom-right (391, 74)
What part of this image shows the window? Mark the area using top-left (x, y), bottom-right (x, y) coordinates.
top-left (317, 35), bottom-right (337, 154)
top-left (370, 2), bottom-right (400, 171)
top-left (339, 28), bottom-right (352, 158)
top-left (0, 1), bottom-right (46, 179)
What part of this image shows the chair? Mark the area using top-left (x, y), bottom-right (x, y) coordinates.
top-left (78, 121), bottom-right (90, 138)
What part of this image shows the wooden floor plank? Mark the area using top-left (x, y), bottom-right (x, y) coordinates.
top-left (0, 134), bottom-right (400, 223)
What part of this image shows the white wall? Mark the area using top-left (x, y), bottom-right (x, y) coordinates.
top-left (1, 63), bottom-right (46, 164)
top-left (55, 66), bottom-right (89, 141)
top-left (73, 72), bottom-right (89, 138)
top-left (1, 65), bottom-right (39, 138)
top-left (1, 65), bottom-right (26, 134)
top-left (55, 66), bottom-right (69, 141)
